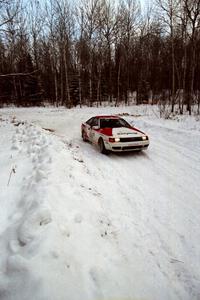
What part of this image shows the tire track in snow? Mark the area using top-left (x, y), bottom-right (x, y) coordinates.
top-left (70, 128), bottom-right (200, 300)
top-left (108, 143), bottom-right (200, 299)
top-left (28, 112), bottom-right (200, 300)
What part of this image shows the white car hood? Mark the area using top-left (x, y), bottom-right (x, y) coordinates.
top-left (112, 127), bottom-right (143, 137)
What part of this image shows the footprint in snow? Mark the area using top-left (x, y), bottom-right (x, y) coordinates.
top-left (17, 208), bottom-right (52, 246)
top-left (7, 254), bottom-right (29, 272)
top-left (11, 143), bottom-right (20, 150)
top-left (34, 169), bottom-right (47, 182)
top-left (98, 217), bottom-right (118, 239)
top-left (9, 239), bottom-right (21, 253)
top-left (73, 154), bottom-right (84, 163)
top-left (59, 224), bottom-right (71, 238)
top-left (74, 214), bottom-right (83, 224)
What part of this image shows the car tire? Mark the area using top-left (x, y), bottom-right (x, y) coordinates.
top-left (82, 130), bottom-right (87, 142)
top-left (98, 138), bottom-right (108, 154)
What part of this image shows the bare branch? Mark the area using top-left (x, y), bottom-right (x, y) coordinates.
top-left (0, 70), bottom-right (38, 77)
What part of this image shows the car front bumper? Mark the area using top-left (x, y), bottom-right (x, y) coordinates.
top-left (105, 140), bottom-right (149, 152)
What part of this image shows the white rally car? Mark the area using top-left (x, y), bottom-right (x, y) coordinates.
top-left (81, 115), bottom-right (149, 154)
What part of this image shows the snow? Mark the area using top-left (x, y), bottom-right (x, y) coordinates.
top-left (0, 105), bottom-right (200, 300)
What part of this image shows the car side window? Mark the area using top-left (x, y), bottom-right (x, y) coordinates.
top-left (91, 118), bottom-right (98, 127)
top-left (86, 118), bottom-right (94, 126)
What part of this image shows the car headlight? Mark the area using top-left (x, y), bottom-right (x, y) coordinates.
top-left (109, 137), bottom-right (120, 143)
top-left (142, 136), bottom-right (147, 140)
top-left (115, 138), bottom-right (120, 142)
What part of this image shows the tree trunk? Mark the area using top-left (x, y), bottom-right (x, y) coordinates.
top-left (171, 14), bottom-right (175, 113)
top-left (188, 46), bottom-right (196, 115)
top-left (78, 65), bottom-right (82, 108)
top-left (89, 60), bottom-right (92, 107)
top-left (116, 59), bottom-right (121, 107)
top-left (63, 44), bottom-right (71, 108)
top-left (97, 65), bottom-right (101, 107)
top-left (54, 71), bottom-right (58, 107)
top-left (182, 43), bottom-right (187, 114)
top-left (60, 59), bottom-right (64, 106)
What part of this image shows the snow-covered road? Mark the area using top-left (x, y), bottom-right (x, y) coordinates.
top-left (0, 106), bottom-right (200, 300)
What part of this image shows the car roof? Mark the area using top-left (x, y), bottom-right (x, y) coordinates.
top-left (94, 115), bottom-right (120, 119)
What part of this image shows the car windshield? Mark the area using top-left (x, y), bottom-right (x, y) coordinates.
top-left (100, 118), bottom-right (130, 128)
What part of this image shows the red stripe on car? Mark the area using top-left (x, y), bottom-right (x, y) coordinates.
top-left (93, 127), bottom-right (113, 136)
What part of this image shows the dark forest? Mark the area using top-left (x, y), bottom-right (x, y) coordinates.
top-left (0, 0), bottom-right (200, 114)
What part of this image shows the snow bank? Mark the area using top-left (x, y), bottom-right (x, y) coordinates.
top-left (0, 118), bottom-right (53, 300)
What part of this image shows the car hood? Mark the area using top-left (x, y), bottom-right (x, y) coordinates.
top-left (112, 127), bottom-right (144, 137)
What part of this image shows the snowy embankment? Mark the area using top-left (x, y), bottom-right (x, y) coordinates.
top-left (0, 106), bottom-right (200, 300)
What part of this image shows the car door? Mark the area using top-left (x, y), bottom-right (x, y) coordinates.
top-left (89, 117), bottom-right (99, 143)
top-left (85, 117), bottom-right (94, 141)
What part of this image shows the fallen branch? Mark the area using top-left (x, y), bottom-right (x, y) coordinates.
top-left (42, 128), bottom-right (55, 133)
top-left (7, 165), bottom-right (16, 186)
top-left (0, 70), bottom-right (38, 77)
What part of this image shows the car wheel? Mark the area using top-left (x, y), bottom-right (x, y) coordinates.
top-left (82, 130), bottom-right (87, 142)
top-left (98, 138), bottom-right (108, 154)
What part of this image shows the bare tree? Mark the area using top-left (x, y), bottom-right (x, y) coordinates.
top-left (53, 0), bottom-right (74, 107)
top-left (79, 0), bottom-right (101, 106)
top-left (156, 0), bottom-right (181, 113)
top-left (183, 0), bottom-right (200, 115)
top-left (100, 0), bottom-right (118, 103)
top-left (0, 0), bottom-right (20, 29)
